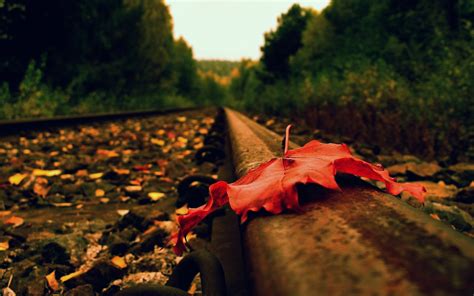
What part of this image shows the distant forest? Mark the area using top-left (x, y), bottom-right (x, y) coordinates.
top-left (0, 0), bottom-right (226, 118)
top-left (229, 0), bottom-right (473, 161)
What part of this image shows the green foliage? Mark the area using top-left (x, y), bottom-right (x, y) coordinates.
top-left (198, 60), bottom-right (240, 77)
top-left (229, 0), bottom-right (474, 161)
top-left (2, 61), bottom-right (69, 119)
top-left (0, 0), bottom-right (224, 119)
top-left (260, 4), bottom-right (313, 81)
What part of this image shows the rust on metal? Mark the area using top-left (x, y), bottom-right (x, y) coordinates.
top-left (224, 108), bottom-right (474, 296)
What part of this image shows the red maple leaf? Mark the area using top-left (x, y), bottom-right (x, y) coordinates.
top-left (172, 126), bottom-right (426, 255)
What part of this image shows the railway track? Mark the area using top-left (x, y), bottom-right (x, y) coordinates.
top-left (0, 107), bottom-right (472, 295)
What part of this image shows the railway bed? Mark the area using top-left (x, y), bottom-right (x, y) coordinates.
top-left (0, 107), bottom-right (472, 295)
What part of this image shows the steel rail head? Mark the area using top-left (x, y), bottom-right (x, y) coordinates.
top-left (0, 107), bottom-right (197, 137)
top-left (224, 108), bottom-right (474, 296)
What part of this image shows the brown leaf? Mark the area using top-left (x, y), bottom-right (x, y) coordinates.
top-left (4, 216), bottom-right (24, 228)
top-left (46, 271), bottom-right (60, 291)
top-left (113, 168), bottom-right (130, 175)
top-left (0, 240), bottom-right (9, 251)
top-left (33, 177), bottom-right (50, 197)
top-left (96, 149), bottom-right (119, 158)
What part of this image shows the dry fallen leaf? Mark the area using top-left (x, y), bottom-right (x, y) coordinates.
top-left (113, 168), bottom-right (130, 175)
top-left (52, 203), bottom-right (73, 208)
top-left (0, 211), bottom-right (12, 217)
top-left (175, 206), bottom-right (188, 215)
top-left (95, 189), bottom-right (105, 197)
top-left (60, 270), bottom-right (84, 283)
top-left (97, 149), bottom-right (119, 158)
top-left (151, 138), bottom-right (165, 146)
top-left (8, 173), bottom-right (27, 185)
top-left (4, 216), bottom-right (24, 228)
top-left (60, 174), bottom-right (74, 180)
top-left (125, 185), bottom-right (142, 192)
top-left (188, 283), bottom-right (197, 295)
top-left (148, 192), bottom-right (165, 201)
top-left (89, 172), bottom-right (104, 180)
top-left (0, 240), bottom-right (9, 251)
top-left (32, 169), bottom-right (62, 177)
top-left (177, 137), bottom-right (188, 144)
top-left (99, 198), bottom-right (110, 204)
top-left (117, 209), bottom-right (130, 216)
top-left (177, 116), bottom-right (187, 123)
top-left (46, 271), bottom-right (60, 291)
top-left (111, 256), bottom-right (127, 269)
top-left (33, 177), bottom-right (50, 197)
top-left (2, 287), bottom-right (15, 296)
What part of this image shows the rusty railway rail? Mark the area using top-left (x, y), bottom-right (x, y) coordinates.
top-left (0, 107), bottom-right (195, 137)
top-left (224, 108), bottom-right (474, 296)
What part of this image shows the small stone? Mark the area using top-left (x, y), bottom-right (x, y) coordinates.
top-left (80, 262), bottom-right (124, 292)
top-left (455, 187), bottom-right (474, 204)
top-left (387, 162), bottom-right (442, 179)
top-left (41, 242), bottom-right (70, 265)
top-left (132, 228), bottom-right (167, 253)
top-left (64, 284), bottom-right (95, 296)
top-left (405, 181), bottom-right (458, 201)
top-left (425, 202), bottom-right (474, 231)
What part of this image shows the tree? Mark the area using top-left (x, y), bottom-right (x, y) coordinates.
top-left (260, 4), bottom-right (313, 81)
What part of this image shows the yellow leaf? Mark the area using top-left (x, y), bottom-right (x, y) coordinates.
top-left (89, 172), bottom-right (104, 180)
top-left (157, 129), bottom-right (166, 136)
top-left (46, 271), bottom-right (60, 291)
top-left (175, 206), bottom-right (188, 215)
top-left (99, 198), bottom-right (110, 204)
top-left (32, 169), bottom-right (62, 177)
top-left (177, 137), bottom-right (188, 144)
top-left (95, 189), bottom-right (105, 197)
top-left (151, 138), bottom-right (165, 146)
top-left (52, 203), bottom-right (73, 207)
top-left (177, 116), bottom-right (187, 123)
top-left (111, 256), bottom-right (127, 269)
top-left (60, 270), bottom-right (84, 283)
top-left (117, 209), bottom-right (129, 216)
top-left (148, 192), bottom-right (165, 201)
top-left (186, 232), bottom-right (197, 241)
top-left (8, 173), bottom-right (27, 185)
top-left (0, 240), bottom-right (9, 251)
top-left (198, 128), bottom-right (208, 135)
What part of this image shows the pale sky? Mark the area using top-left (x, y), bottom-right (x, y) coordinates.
top-left (166, 0), bottom-right (330, 60)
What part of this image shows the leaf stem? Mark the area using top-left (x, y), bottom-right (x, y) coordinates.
top-left (284, 124), bottom-right (292, 154)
